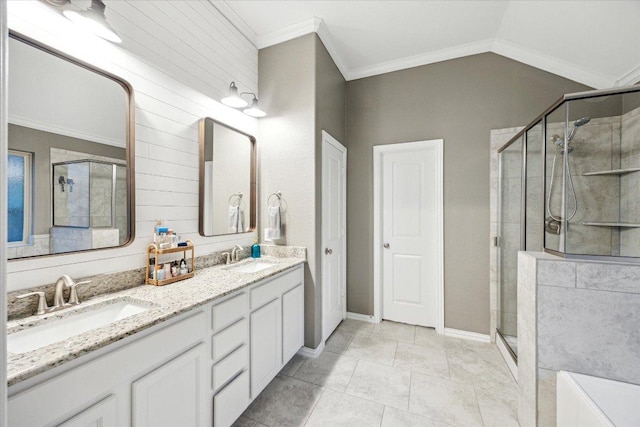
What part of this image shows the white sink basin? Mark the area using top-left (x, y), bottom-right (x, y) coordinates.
top-left (8, 299), bottom-right (151, 354)
top-left (226, 260), bottom-right (275, 274)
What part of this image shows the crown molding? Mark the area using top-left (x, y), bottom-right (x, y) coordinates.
top-left (491, 39), bottom-right (613, 89)
top-left (314, 19), bottom-right (349, 81)
top-left (616, 63), bottom-right (640, 87)
top-left (255, 16), bottom-right (321, 50)
top-left (347, 39), bottom-right (493, 81)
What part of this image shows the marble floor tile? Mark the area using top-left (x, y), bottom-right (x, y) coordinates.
top-left (336, 318), bottom-right (376, 334)
top-left (381, 406), bottom-right (437, 427)
top-left (447, 349), bottom-right (515, 391)
top-left (241, 375), bottom-right (322, 426)
top-left (414, 326), bottom-right (464, 351)
top-left (305, 389), bottom-right (384, 427)
top-left (343, 334), bottom-right (398, 366)
top-left (394, 342), bottom-right (450, 379)
top-left (371, 320), bottom-right (417, 343)
top-left (280, 354), bottom-right (306, 377)
top-left (324, 328), bottom-right (355, 354)
top-left (346, 360), bottom-right (411, 410)
top-left (293, 351), bottom-right (358, 391)
top-left (475, 387), bottom-right (519, 427)
top-left (409, 372), bottom-right (484, 427)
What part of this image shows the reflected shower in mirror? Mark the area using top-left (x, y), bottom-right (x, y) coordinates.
top-left (7, 33), bottom-right (134, 259)
top-left (199, 118), bottom-right (255, 236)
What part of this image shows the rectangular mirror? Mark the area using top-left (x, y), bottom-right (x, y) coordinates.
top-left (7, 33), bottom-right (134, 259)
top-left (199, 118), bottom-right (256, 236)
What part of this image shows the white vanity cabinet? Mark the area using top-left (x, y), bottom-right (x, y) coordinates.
top-left (249, 265), bottom-right (304, 398)
top-left (8, 262), bottom-right (305, 427)
top-left (8, 310), bottom-right (209, 427)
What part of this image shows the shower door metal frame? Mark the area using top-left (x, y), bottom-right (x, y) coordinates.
top-left (498, 84), bottom-right (640, 263)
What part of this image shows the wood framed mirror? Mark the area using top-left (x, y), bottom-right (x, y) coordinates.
top-left (199, 118), bottom-right (256, 236)
top-left (7, 32), bottom-right (135, 259)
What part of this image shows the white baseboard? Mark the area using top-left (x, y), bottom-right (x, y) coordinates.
top-left (496, 333), bottom-right (518, 381)
top-left (444, 328), bottom-right (491, 343)
top-left (346, 312), bottom-right (379, 323)
top-left (297, 341), bottom-right (325, 359)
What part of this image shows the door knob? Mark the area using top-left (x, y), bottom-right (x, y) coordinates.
top-left (325, 248), bottom-right (333, 255)
top-left (383, 243), bottom-right (390, 249)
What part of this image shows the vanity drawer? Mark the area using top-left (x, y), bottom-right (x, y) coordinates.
top-left (250, 267), bottom-right (303, 311)
top-left (212, 318), bottom-right (247, 362)
top-left (213, 370), bottom-right (249, 427)
top-left (212, 344), bottom-right (248, 393)
top-left (212, 292), bottom-right (247, 333)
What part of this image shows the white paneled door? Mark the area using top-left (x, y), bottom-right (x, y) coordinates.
top-left (375, 140), bottom-right (443, 330)
top-left (322, 131), bottom-right (347, 341)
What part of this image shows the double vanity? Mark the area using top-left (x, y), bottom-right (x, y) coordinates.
top-left (6, 254), bottom-right (305, 427)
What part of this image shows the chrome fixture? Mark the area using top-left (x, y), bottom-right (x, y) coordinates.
top-left (546, 117), bottom-right (592, 227)
top-left (221, 82), bottom-right (267, 117)
top-left (46, 0), bottom-right (122, 43)
top-left (16, 291), bottom-right (49, 315)
top-left (15, 275), bottom-right (91, 316)
top-left (231, 244), bottom-right (244, 262)
top-left (222, 252), bottom-right (231, 265)
top-left (58, 175), bottom-right (66, 192)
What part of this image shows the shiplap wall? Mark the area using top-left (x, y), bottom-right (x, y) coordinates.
top-left (6, 1), bottom-right (259, 291)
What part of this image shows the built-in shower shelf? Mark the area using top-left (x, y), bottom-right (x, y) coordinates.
top-left (582, 222), bottom-right (640, 227)
top-left (582, 167), bottom-right (640, 176)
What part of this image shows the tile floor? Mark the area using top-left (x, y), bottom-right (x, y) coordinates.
top-left (235, 319), bottom-right (519, 427)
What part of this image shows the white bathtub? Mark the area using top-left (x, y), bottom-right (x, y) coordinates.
top-left (557, 371), bottom-right (640, 427)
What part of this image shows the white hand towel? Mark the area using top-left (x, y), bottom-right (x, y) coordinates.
top-left (228, 206), bottom-right (241, 233)
top-left (264, 205), bottom-right (281, 241)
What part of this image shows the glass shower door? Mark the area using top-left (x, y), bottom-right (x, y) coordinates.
top-left (497, 136), bottom-right (523, 358)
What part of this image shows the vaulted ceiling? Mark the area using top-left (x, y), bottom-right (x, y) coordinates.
top-left (215, 0), bottom-right (640, 89)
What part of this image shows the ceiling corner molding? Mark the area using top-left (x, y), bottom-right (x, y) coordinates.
top-left (616, 63), bottom-right (640, 87)
top-left (209, 1), bottom-right (258, 46)
top-left (491, 39), bottom-right (614, 90)
top-left (347, 39), bottom-right (494, 81)
top-left (255, 17), bottom-right (321, 49)
top-left (314, 19), bottom-right (349, 81)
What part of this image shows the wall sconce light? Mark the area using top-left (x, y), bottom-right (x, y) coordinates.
top-left (58, 176), bottom-right (66, 192)
top-left (221, 82), bottom-right (267, 118)
top-left (44, 0), bottom-right (122, 43)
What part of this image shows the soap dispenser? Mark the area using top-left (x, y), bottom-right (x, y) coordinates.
top-left (251, 238), bottom-right (261, 258)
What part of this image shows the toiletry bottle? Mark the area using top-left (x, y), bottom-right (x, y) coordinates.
top-left (164, 263), bottom-right (172, 278)
top-left (171, 261), bottom-right (178, 277)
top-left (251, 238), bottom-right (261, 258)
top-left (180, 259), bottom-right (187, 275)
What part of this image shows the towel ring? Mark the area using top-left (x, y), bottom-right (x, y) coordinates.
top-left (228, 192), bottom-right (243, 207)
top-left (268, 191), bottom-right (282, 207)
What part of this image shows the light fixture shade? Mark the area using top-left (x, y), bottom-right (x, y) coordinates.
top-left (221, 82), bottom-right (249, 108)
top-left (63, 0), bottom-right (122, 43)
top-left (243, 96), bottom-right (266, 118)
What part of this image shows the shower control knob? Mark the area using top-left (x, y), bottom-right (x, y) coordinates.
top-left (383, 243), bottom-right (390, 249)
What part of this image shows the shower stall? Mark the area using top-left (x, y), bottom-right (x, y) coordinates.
top-left (496, 85), bottom-right (640, 359)
top-left (51, 159), bottom-right (127, 253)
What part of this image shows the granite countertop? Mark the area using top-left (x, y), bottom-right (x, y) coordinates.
top-left (7, 255), bottom-right (305, 387)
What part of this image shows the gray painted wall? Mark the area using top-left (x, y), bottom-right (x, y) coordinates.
top-left (345, 53), bottom-right (590, 334)
top-left (259, 34), bottom-right (345, 348)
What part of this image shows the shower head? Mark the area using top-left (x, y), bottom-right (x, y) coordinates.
top-left (567, 116), bottom-right (591, 142)
top-left (574, 117), bottom-right (591, 127)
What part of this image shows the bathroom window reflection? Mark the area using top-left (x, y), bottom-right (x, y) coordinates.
top-left (7, 151), bottom-right (32, 245)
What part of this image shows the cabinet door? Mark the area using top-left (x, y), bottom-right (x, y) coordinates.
top-left (58, 395), bottom-right (117, 427)
top-left (132, 343), bottom-right (206, 427)
top-left (282, 284), bottom-right (304, 364)
top-left (250, 298), bottom-right (281, 398)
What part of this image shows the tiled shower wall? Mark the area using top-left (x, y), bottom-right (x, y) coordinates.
top-left (518, 252), bottom-right (640, 427)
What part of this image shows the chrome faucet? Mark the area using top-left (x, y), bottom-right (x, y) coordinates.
top-left (231, 245), bottom-right (244, 263)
